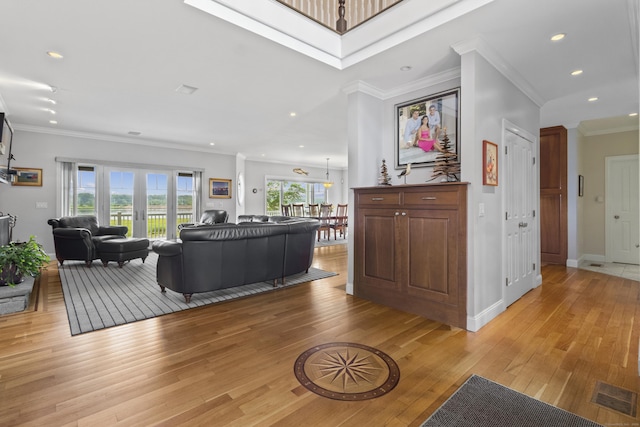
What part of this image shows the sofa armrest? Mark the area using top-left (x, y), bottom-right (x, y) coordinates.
top-left (53, 227), bottom-right (92, 240)
top-left (96, 225), bottom-right (128, 236)
top-left (152, 240), bottom-right (183, 257)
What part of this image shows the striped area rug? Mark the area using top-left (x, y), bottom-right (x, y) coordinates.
top-left (59, 252), bottom-right (337, 336)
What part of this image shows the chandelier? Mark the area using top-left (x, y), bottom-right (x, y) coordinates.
top-left (323, 158), bottom-right (333, 188)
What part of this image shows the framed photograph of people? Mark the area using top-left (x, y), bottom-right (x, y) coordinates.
top-left (395, 88), bottom-right (460, 169)
top-left (482, 140), bottom-right (498, 186)
top-left (209, 178), bottom-right (232, 198)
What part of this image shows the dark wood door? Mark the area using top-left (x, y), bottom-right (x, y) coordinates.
top-left (540, 126), bottom-right (567, 264)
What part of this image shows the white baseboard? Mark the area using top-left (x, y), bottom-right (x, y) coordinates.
top-left (582, 253), bottom-right (606, 263)
top-left (566, 259), bottom-right (579, 268)
top-left (345, 281), bottom-right (353, 295)
top-left (467, 300), bottom-right (505, 332)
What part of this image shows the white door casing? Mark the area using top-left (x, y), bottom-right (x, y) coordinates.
top-left (503, 122), bottom-right (538, 307)
top-left (606, 154), bottom-right (640, 265)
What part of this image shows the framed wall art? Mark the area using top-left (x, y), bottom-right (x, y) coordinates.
top-left (12, 167), bottom-right (42, 186)
top-left (209, 178), bottom-right (232, 199)
top-left (395, 88), bottom-right (460, 169)
top-left (482, 140), bottom-right (498, 186)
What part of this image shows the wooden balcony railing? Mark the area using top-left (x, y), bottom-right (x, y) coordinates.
top-left (276, 0), bottom-right (403, 33)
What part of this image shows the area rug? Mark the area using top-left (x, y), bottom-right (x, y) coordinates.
top-left (421, 375), bottom-right (603, 427)
top-left (59, 252), bottom-right (337, 336)
top-left (294, 342), bottom-right (400, 401)
top-left (314, 236), bottom-right (348, 248)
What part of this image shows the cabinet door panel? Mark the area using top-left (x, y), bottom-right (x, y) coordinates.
top-left (355, 209), bottom-right (402, 292)
top-left (406, 210), bottom-right (458, 304)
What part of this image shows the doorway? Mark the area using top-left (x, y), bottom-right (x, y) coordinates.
top-left (104, 168), bottom-right (174, 240)
top-left (503, 122), bottom-right (538, 307)
top-left (606, 154), bottom-right (639, 265)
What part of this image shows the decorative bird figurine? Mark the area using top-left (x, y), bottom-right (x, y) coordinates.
top-left (397, 163), bottom-right (411, 183)
top-left (293, 168), bottom-right (309, 175)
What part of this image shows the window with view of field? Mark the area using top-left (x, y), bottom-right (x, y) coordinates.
top-left (266, 180), bottom-right (326, 215)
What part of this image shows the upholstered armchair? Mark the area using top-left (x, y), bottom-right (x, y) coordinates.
top-left (178, 210), bottom-right (229, 230)
top-left (47, 215), bottom-right (128, 266)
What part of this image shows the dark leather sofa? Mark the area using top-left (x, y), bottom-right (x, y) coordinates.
top-left (47, 216), bottom-right (128, 266)
top-left (152, 216), bottom-right (320, 303)
top-left (177, 209), bottom-right (229, 230)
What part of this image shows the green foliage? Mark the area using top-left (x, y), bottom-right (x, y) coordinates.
top-left (266, 181), bottom-right (281, 212)
top-left (0, 236), bottom-right (50, 287)
top-left (283, 183), bottom-right (306, 204)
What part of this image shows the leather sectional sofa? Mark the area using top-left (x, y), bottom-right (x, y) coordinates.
top-left (151, 216), bottom-right (320, 303)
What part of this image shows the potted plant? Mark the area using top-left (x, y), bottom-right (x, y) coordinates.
top-left (0, 236), bottom-right (50, 287)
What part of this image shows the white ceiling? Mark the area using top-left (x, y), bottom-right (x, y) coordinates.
top-left (0, 0), bottom-right (637, 169)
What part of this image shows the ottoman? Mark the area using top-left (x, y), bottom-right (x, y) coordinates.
top-left (97, 238), bottom-right (150, 268)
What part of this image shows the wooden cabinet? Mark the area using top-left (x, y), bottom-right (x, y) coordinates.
top-left (354, 183), bottom-right (468, 329)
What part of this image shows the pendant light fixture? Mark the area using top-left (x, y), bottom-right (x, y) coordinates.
top-left (323, 158), bottom-right (333, 188)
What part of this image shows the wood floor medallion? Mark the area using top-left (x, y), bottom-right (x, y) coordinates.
top-left (293, 342), bottom-right (400, 401)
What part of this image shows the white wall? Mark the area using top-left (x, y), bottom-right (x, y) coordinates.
top-left (459, 51), bottom-right (540, 331)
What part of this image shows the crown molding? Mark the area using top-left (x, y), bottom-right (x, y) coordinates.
top-left (452, 36), bottom-right (545, 107)
top-left (577, 123), bottom-right (640, 136)
top-left (12, 124), bottom-right (231, 155)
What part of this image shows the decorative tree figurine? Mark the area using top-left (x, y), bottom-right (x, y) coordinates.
top-left (378, 159), bottom-right (392, 185)
top-left (430, 128), bottom-right (460, 182)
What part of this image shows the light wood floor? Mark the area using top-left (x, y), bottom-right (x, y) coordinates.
top-left (0, 245), bottom-right (638, 426)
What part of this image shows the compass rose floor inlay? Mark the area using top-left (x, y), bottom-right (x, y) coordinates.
top-left (294, 342), bottom-right (400, 401)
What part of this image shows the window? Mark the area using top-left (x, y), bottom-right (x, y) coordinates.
top-left (266, 179), bottom-right (326, 215)
top-left (76, 165), bottom-right (97, 216)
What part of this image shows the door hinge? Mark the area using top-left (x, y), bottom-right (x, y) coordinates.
top-left (533, 210), bottom-right (536, 217)
top-left (506, 278), bottom-right (509, 286)
top-left (533, 157), bottom-right (536, 165)
top-left (533, 263), bottom-right (536, 270)
top-left (505, 146), bottom-right (508, 155)
top-left (505, 211), bottom-right (508, 220)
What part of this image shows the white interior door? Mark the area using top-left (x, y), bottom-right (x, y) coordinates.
top-left (606, 155), bottom-right (640, 265)
top-left (504, 125), bottom-right (537, 307)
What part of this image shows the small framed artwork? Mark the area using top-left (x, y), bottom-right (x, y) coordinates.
top-left (209, 178), bottom-right (232, 198)
top-left (578, 175), bottom-right (584, 197)
top-left (12, 167), bottom-right (42, 186)
top-left (395, 88), bottom-right (460, 169)
top-left (482, 140), bottom-right (498, 186)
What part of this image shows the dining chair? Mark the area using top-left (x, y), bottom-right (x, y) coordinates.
top-left (331, 203), bottom-right (348, 239)
top-left (292, 203), bottom-right (305, 217)
top-left (281, 204), bottom-right (292, 216)
top-left (317, 204), bottom-right (333, 241)
top-left (308, 204), bottom-right (320, 218)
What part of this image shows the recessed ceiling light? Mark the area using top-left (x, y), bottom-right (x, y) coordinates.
top-left (290, 112), bottom-right (297, 117)
top-left (46, 98), bottom-right (57, 104)
top-left (630, 113), bottom-right (638, 117)
top-left (299, 145), bottom-right (304, 148)
top-left (49, 120), bottom-right (58, 125)
top-left (588, 97), bottom-right (598, 102)
top-left (46, 51), bottom-right (64, 59)
top-left (47, 109), bottom-right (56, 115)
top-left (49, 85), bottom-right (58, 93)
top-left (550, 33), bottom-right (565, 42)
top-left (571, 70), bottom-right (583, 76)
top-left (400, 66), bottom-right (412, 71)
top-left (209, 142), bottom-right (215, 146)
top-left (175, 84), bottom-right (198, 95)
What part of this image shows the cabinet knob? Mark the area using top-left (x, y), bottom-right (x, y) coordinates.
top-left (401, 212), bottom-right (407, 216)
top-left (395, 212), bottom-right (400, 216)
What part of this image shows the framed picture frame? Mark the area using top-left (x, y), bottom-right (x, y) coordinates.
top-left (12, 167), bottom-right (42, 186)
top-left (209, 178), bottom-right (232, 199)
top-left (482, 140), bottom-right (498, 186)
top-left (395, 88), bottom-right (460, 169)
